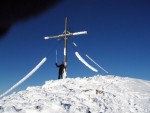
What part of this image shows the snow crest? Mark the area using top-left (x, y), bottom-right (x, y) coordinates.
top-left (0, 75), bottom-right (150, 113)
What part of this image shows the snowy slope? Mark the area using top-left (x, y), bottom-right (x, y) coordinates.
top-left (0, 75), bottom-right (150, 113)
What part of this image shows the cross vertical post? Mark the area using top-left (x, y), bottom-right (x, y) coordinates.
top-left (63, 17), bottom-right (68, 78)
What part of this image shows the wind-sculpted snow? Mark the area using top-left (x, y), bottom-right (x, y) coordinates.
top-left (0, 57), bottom-right (47, 98)
top-left (0, 75), bottom-right (150, 113)
top-left (75, 52), bottom-right (98, 72)
top-left (85, 54), bottom-right (108, 74)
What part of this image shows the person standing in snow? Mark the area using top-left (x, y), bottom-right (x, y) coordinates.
top-left (55, 62), bottom-right (65, 79)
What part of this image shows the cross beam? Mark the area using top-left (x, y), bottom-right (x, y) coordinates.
top-left (44, 17), bottom-right (87, 78)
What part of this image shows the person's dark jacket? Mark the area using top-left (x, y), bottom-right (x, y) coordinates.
top-left (55, 63), bottom-right (65, 79)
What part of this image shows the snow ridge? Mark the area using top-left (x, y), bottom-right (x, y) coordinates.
top-left (0, 75), bottom-right (150, 113)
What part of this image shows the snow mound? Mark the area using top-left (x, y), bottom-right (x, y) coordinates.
top-left (0, 75), bottom-right (150, 113)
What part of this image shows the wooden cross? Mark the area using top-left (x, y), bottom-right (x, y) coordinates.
top-left (44, 17), bottom-right (87, 78)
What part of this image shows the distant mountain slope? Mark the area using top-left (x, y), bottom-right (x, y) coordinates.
top-left (0, 75), bottom-right (150, 113)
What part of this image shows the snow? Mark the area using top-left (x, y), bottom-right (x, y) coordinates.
top-left (0, 75), bottom-right (150, 113)
top-left (72, 31), bottom-right (87, 36)
top-left (73, 42), bottom-right (77, 47)
top-left (73, 42), bottom-right (107, 73)
top-left (0, 57), bottom-right (47, 98)
top-left (44, 36), bottom-right (49, 39)
top-left (85, 54), bottom-right (108, 74)
top-left (75, 52), bottom-right (98, 72)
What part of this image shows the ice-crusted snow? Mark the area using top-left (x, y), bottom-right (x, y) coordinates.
top-left (0, 57), bottom-right (47, 98)
top-left (75, 52), bottom-right (98, 72)
top-left (85, 54), bottom-right (108, 74)
top-left (73, 42), bottom-right (108, 74)
top-left (0, 75), bottom-right (150, 113)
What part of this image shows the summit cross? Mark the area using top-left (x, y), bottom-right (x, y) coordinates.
top-left (44, 17), bottom-right (87, 78)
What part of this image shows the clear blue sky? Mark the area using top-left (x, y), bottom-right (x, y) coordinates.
top-left (0, 0), bottom-right (150, 94)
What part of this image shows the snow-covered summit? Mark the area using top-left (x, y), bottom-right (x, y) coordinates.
top-left (0, 75), bottom-right (150, 113)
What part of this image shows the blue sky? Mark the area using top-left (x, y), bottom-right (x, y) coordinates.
top-left (0, 0), bottom-right (150, 94)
